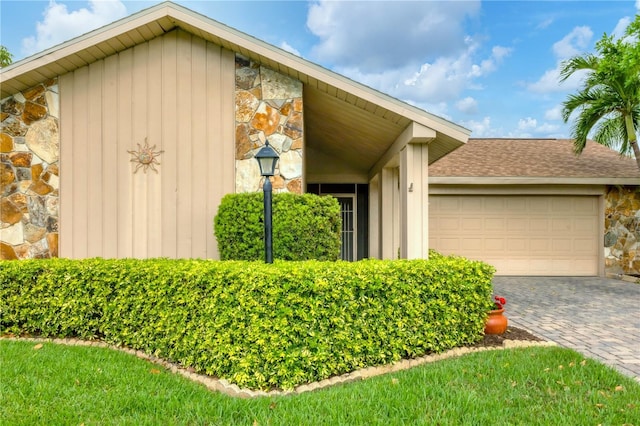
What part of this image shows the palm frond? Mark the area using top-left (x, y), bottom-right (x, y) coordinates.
top-left (570, 98), bottom-right (620, 154)
top-left (591, 117), bottom-right (627, 152)
top-left (562, 87), bottom-right (616, 122)
top-left (559, 54), bottom-right (599, 82)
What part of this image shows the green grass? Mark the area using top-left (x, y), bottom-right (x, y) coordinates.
top-left (1, 340), bottom-right (639, 425)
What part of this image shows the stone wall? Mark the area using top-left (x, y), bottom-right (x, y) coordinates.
top-left (234, 54), bottom-right (303, 194)
top-left (605, 186), bottom-right (640, 275)
top-left (0, 79), bottom-right (59, 259)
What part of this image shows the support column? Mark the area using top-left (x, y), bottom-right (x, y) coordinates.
top-left (380, 167), bottom-right (398, 259)
top-left (399, 143), bottom-right (429, 259)
top-left (368, 174), bottom-right (380, 259)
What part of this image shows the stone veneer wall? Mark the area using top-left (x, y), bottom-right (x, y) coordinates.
top-left (0, 79), bottom-right (59, 259)
top-left (605, 186), bottom-right (640, 275)
top-left (234, 54), bottom-right (303, 194)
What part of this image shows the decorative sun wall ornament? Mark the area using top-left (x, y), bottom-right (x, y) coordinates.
top-left (127, 138), bottom-right (164, 173)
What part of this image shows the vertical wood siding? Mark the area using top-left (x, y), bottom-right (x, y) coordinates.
top-left (60, 29), bottom-right (235, 259)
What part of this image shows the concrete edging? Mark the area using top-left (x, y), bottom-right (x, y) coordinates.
top-left (1, 336), bottom-right (556, 398)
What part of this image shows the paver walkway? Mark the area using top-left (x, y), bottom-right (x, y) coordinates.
top-left (493, 276), bottom-right (640, 382)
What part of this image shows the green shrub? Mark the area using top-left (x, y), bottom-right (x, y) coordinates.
top-left (0, 256), bottom-right (495, 390)
top-left (214, 192), bottom-right (341, 261)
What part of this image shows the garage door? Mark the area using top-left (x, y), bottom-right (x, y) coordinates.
top-left (429, 195), bottom-right (599, 276)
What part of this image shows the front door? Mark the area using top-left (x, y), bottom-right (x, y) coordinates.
top-left (306, 183), bottom-right (368, 261)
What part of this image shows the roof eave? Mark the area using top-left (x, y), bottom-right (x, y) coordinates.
top-left (1, 4), bottom-right (179, 98)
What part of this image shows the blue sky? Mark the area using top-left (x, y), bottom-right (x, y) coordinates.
top-left (1, 1), bottom-right (639, 138)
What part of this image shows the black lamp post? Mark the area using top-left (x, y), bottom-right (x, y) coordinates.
top-left (255, 140), bottom-right (279, 263)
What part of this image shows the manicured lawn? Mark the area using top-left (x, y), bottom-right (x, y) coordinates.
top-left (1, 340), bottom-right (639, 425)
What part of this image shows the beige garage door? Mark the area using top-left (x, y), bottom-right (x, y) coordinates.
top-left (429, 195), bottom-right (599, 276)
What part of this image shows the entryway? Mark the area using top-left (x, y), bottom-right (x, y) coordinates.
top-left (307, 183), bottom-right (369, 261)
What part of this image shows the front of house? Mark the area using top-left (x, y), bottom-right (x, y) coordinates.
top-left (1, 2), bottom-right (467, 264)
top-left (1, 2), bottom-right (638, 277)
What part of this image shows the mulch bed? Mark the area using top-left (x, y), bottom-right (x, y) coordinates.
top-left (471, 326), bottom-right (545, 348)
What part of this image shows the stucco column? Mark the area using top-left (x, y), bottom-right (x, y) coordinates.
top-left (380, 167), bottom-right (399, 259)
top-left (368, 174), bottom-right (380, 259)
top-left (399, 142), bottom-right (429, 259)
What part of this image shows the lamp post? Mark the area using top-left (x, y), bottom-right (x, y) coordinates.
top-left (255, 140), bottom-right (279, 263)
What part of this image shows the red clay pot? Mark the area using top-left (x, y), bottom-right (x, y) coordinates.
top-left (484, 308), bottom-right (508, 335)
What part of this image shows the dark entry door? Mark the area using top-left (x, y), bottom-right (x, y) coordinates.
top-left (306, 183), bottom-right (368, 261)
top-left (336, 196), bottom-right (356, 261)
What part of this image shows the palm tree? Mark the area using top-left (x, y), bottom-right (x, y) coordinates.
top-left (0, 45), bottom-right (12, 67)
top-left (560, 36), bottom-right (640, 170)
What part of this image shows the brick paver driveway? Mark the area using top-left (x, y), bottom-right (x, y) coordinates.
top-left (492, 276), bottom-right (640, 381)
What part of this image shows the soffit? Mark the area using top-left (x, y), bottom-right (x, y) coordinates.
top-left (304, 86), bottom-right (409, 174)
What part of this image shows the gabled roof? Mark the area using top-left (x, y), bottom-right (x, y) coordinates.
top-left (0, 1), bottom-right (469, 175)
top-left (429, 138), bottom-right (640, 185)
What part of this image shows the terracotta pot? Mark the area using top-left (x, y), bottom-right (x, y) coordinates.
top-left (484, 308), bottom-right (508, 335)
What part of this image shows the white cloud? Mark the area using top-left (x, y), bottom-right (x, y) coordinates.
top-left (21, 0), bottom-right (127, 56)
top-left (544, 105), bottom-right (563, 121)
top-left (307, 0), bottom-right (480, 71)
top-left (397, 54), bottom-right (474, 102)
top-left (536, 122), bottom-right (561, 134)
top-left (518, 117), bottom-right (538, 131)
top-left (455, 97), bottom-right (478, 114)
top-left (552, 26), bottom-right (592, 59)
top-left (637, 0), bottom-right (640, 10)
top-left (460, 117), bottom-right (503, 138)
top-left (512, 117), bottom-right (563, 137)
top-left (491, 46), bottom-right (511, 62)
top-left (527, 26), bottom-right (593, 94)
top-left (461, 115), bottom-right (566, 139)
top-left (341, 37), bottom-right (511, 105)
top-left (612, 17), bottom-right (632, 39)
top-left (280, 41), bottom-right (301, 57)
top-left (527, 68), bottom-right (561, 93)
top-left (536, 18), bottom-right (554, 30)
top-left (467, 44), bottom-right (512, 77)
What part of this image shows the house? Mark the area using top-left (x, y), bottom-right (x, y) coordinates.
top-left (429, 139), bottom-right (640, 277)
top-left (1, 1), bottom-right (466, 263)
top-left (1, 2), bottom-right (638, 277)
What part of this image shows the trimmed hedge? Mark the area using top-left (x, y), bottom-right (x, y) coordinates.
top-left (214, 192), bottom-right (341, 261)
top-left (0, 256), bottom-right (495, 390)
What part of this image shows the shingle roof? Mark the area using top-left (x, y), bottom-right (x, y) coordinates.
top-left (429, 138), bottom-right (640, 180)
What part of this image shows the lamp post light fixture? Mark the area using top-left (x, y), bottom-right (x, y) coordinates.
top-left (255, 140), bottom-right (280, 263)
